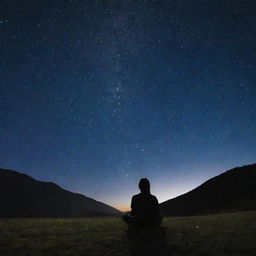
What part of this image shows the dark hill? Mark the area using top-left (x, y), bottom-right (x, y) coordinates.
top-left (160, 164), bottom-right (256, 216)
top-left (0, 169), bottom-right (121, 217)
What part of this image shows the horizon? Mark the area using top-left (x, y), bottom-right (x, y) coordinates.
top-left (1, 161), bottom-right (254, 212)
top-left (1, 1), bottom-right (256, 212)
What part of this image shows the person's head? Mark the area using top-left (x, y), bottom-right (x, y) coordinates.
top-left (139, 178), bottom-right (150, 194)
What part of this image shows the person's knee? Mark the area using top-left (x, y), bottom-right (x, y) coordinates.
top-left (122, 214), bottom-right (128, 220)
top-left (122, 214), bottom-right (131, 223)
top-left (123, 214), bottom-right (136, 227)
top-left (154, 216), bottom-right (162, 226)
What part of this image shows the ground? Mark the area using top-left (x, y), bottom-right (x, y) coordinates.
top-left (0, 211), bottom-right (255, 256)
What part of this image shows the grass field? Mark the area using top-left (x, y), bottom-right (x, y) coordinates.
top-left (0, 211), bottom-right (255, 256)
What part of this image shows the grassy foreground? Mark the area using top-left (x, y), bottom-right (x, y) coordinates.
top-left (0, 211), bottom-right (255, 256)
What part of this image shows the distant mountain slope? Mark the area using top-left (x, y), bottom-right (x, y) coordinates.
top-left (0, 169), bottom-right (121, 217)
top-left (160, 164), bottom-right (256, 216)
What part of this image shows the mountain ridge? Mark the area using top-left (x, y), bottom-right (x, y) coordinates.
top-left (0, 168), bottom-right (121, 217)
top-left (1, 163), bottom-right (256, 218)
top-left (160, 163), bottom-right (256, 216)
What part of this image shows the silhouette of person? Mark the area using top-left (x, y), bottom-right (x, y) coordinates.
top-left (123, 178), bottom-right (162, 228)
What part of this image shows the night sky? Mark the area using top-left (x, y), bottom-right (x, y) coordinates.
top-left (1, 0), bottom-right (256, 211)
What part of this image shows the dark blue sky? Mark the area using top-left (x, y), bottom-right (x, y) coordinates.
top-left (1, 0), bottom-right (256, 210)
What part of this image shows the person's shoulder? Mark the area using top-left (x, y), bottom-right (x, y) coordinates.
top-left (132, 193), bottom-right (141, 200)
top-left (150, 194), bottom-right (158, 201)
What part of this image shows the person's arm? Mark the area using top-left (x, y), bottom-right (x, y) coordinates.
top-left (154, 197), bottom-right (160, 216)
top-left (130, 196), bottom-right (135, 216)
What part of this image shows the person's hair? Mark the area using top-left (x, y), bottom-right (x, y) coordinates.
top-left (139, 178), bottom-right (150, 193)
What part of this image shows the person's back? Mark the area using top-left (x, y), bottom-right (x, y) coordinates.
top-left (131, 192), bottom-right (159, 226)
top-left (123, 178), bottom-right (162, 228)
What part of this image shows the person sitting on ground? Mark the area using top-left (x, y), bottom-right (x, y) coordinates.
top-left (123, 178), bottom-right (162, 228)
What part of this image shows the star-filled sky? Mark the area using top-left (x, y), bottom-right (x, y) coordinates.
top-left (1, 0), bottom-right (256, 211)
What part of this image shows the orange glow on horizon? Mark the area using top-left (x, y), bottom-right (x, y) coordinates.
top-left (113, 204), bottom-right (130, 212)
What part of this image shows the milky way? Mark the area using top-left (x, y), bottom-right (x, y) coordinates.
top-left (1, 0), bottom-right (256, 210)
